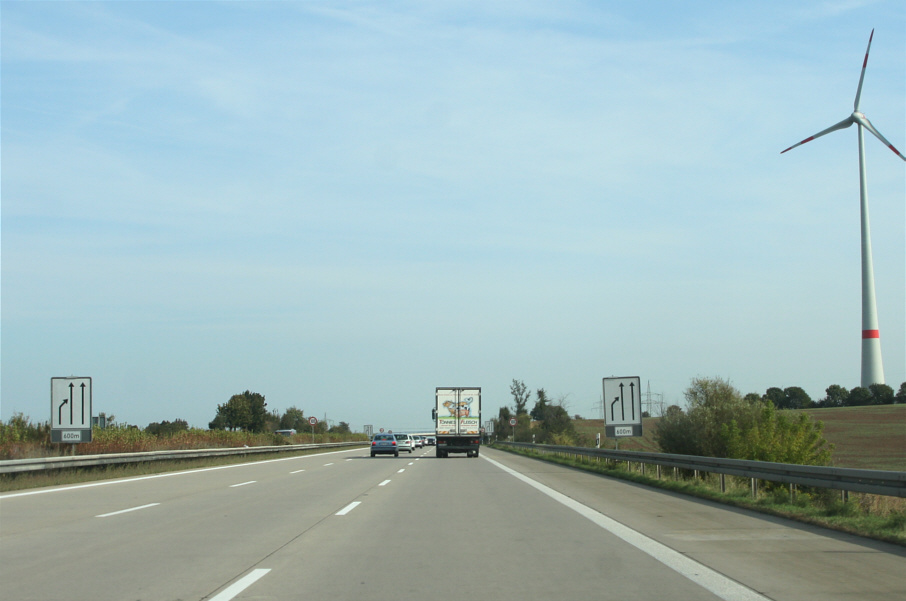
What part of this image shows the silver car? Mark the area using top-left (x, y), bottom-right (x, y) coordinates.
top-left (393, 433), bottom-right (414, 453)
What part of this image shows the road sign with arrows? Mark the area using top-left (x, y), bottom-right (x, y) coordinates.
top-left (603, 376), bottom-right (642, 438)
top-left (51, 377), bottom-right (93, 443)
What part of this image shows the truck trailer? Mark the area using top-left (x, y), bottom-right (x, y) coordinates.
top-left (432, 387), bottom-right (481, 458)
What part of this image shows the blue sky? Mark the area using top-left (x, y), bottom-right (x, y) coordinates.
top-left (2, 1), bottom-right (904, 432)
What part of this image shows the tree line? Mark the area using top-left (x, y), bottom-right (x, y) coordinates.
top-left (143, 390), bottom-right (351, 436)
top-left (203, 390), bottom-right (350, 435)
top-left (755, 382), bottom-right (906, 410)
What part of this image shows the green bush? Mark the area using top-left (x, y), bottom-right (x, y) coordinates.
top-left (655, 377), bottom-right (833, 465)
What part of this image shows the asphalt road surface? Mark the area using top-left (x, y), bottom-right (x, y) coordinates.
top-left (1, 446), bottom-right (904, 600)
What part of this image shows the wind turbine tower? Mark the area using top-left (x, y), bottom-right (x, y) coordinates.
top-left (781, 29), bottom-right (906, 388)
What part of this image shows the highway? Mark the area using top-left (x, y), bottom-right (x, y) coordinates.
top-left (1, 445), bottom-right (903, 601)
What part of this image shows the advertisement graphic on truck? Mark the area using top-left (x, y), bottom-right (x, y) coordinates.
top-left (433, 387), bottom-right (481, 458)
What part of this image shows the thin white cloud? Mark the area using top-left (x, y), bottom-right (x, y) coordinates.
top-left (2, 1), bottom-right (903, 429)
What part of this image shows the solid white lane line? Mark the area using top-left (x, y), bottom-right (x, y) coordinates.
top-left (95, 503), bottom-right (160, 518)
top-left (230, 481), bottom-right (256, 488)
top-left (335, 501), bottom-right (361, 516)
top-left (379, 480), bottom-right (391, 486)
top-left (210, 568), bottom-right (271, 601)
top-left (290, 469), bottom-right (306, 474)
top-left (483, 456), bottom-right (769, 601)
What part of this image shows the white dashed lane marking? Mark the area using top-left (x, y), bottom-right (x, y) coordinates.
top-left (95, 503), bottom-right (160, 518)
top-left (335, 502), bottom-right (361, 516)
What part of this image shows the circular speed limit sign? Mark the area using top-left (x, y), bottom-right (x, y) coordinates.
top-left (309, 417), bottom-right (318, 426)
top-left (509, 418), bottom-right (517, 426)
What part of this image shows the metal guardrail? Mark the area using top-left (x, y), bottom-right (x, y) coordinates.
top-left (0, 441), bottom-right (368, 475)
top-left (497, 442), bottom-right (906, 498)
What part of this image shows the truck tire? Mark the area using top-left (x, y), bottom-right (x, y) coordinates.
top-left (436, 448), bottom-right (442, 458)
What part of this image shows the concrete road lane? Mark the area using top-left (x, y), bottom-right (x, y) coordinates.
top-left (2, 445), bottom-right (904, 601)
top-left (0, 446), bottom-right (385, 600)
top-left (251, 448), bottom-right (729, 600)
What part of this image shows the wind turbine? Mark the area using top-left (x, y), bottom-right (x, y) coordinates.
top-left (781, 29), bottom-right (905, 389)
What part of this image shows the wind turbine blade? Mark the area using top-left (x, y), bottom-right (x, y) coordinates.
top-left (853, 113), bottom-right (906, 161)
top-left (780, 117), bottom-right (853, 154)
top-left (854, 29), bottom-right (874, 112)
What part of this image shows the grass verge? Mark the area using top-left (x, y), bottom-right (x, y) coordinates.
top-left (493, 444), bottom-right (906, 546)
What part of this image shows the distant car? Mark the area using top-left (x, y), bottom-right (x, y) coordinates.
top-left (371, 433), bottom-right (399, 457)
top-left (426, 436), bottom-right (436, 446)
top-left (393, 433), bottom-right (414, 453)
top-left (275, 429), bottom-right (296, 436)
top-left (413, 435), bottom-right (424, 448)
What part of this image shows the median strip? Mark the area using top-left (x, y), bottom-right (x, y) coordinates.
top-left (0, 447), bottom-right (365, 499)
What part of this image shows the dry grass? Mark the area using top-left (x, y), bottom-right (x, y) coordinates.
top-left (856, 493), bottom-right (906, 518)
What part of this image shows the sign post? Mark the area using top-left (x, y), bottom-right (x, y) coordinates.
top-left (51, 377), bottom-right (93, 444)
top-left (309, 416), bottom-right (318, 443)
top-left (603, 376), bottom-right (642, 440)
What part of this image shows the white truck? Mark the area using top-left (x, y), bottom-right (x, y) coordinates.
top-left (432, 387), bottom-right (481, 458)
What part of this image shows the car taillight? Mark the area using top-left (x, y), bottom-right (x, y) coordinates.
top-left (372, 441), bottom-right (376, 446)
top-left (392, 441), bottom-right (397, 446)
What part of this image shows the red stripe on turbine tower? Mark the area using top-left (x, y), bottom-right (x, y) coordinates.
top-left (862, 330), bottom-right (880, 339)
